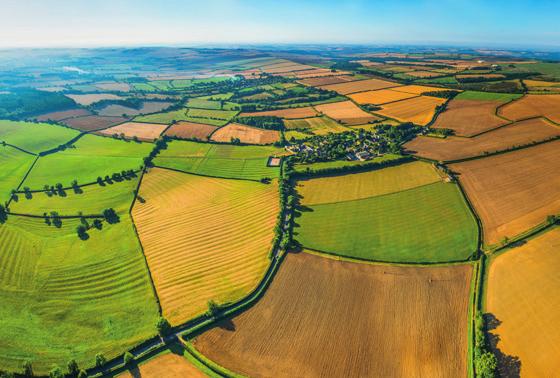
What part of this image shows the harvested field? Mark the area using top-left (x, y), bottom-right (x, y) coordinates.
top-left (298, 75), bottom-right (356, 86)
top-left (118, 352), bottom-right (206, 378)
top-left (314, 101), bottom-right (380, 125)
top-left (392, 85), bottom-right (452, 95)
top-left (486, 228), bottom-right (560, 377)
top-left (318, 78), bottom-right (399, 95)
top-left (498, 94), bottom-right (560, 123)
top-left (406, 70), bottom-right (445, 78)
top-left (210, 123), bottom-right (280, 145)
top-left (298, 161), bottom-right (441, 206)
top-left (193, 252), bottom-right (473, 378)
top-left (35, 108), bottom-right (92, 121)
top-left (239, 106), bottom-right (317, 119)
top-left (449, 140), bottom-right (560, 246)
top-left (98, 121), bottom-right (168, 141)
top-left (164, 121), bottom-right (218, 140)
top-left (377, 96), bottom-right (446, 125)
top-left (524, 79), bottom-right (560, 93)
top-left (65, 93), bottom-right (124, 106)
top-left (432, 98), bottom-right (512, 137)
top-left (61, 115), bottom-right (129, 131)
top-left (349, 89), bottom-right (418, 105)
top-left (132, 168), bottom-right (279, 324)
top-left (405, 118), bottom-right (560, 161)
top-left (284, 116), bottom-right (349, 135)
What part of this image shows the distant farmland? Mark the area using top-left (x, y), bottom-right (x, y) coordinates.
top-left (193, 252), bottom-right (473, 378)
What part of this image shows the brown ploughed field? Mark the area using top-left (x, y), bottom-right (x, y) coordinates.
top-left (239, 106), bottom-right (317, 119)
top-left (405, 118), bottom-right (560, 161)
top-left (449, 140), bottom-right (560, 246)
top-left (193, 252), bottom-right (473, 378)
top-left (210, 123), bottom-right (280, 144)
top-left (498, 94), bottom-right (560, 123)
top-left (314, 100), bottom-right (380, 125)
top-left (433, 99), bottom-right (510, 136)
top-left (318, 78), bottom-right (400, 95)
top-left (98, 121), bottom-right (168, 141)
top-left (61, 115), bottom-right (129, 131)
top-left (164, 121), bottom-right (218, 140)
top-left (34, 108), bottom-right (92, 122)
top-left (117, 352), bottom-right (205, 378)
top-left (376, 96), bottom-right (446, 125)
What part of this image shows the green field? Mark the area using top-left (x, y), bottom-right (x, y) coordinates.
top-left (0, 145), bottom-right (36, 203)
top-left (415, 76), bottom-right (459, 85)
top-left (292, 154), bottom-right (404, 173)
top-left (0, 120), bottom-right (80, 154)
top-left (11, 175), bottom-right (139, 216)
top-left (0, 215), bottom-right (159, 374)
top-left (186, 98), bottom-right (223, 110)
top-left (22, 134), bottom-right (151, 188)
top-left (184, 108), bottom-right (238, 126)
top-left (134, 108), bottom-right (190, 124)
top-left (454, 91), bottom-right (522, 102)
top-left (296, 181), bottom-right (478, 262)
top-left (154, 140), bottom-right (282, 180)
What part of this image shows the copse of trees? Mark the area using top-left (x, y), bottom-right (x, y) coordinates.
top-left (421, 90), bottom-right (460, 99)
top-left (234, 116), bottom-right (284, 130)
top-left (0, 204), bottom-right (7, 224)
top-left (474, 313), bottom-right (498, 378)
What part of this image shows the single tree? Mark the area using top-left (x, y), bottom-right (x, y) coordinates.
top-left (67, 359), bottom-right (79, 377)
top-left (206, 300), bottom-right (220, 318)
top-left (76, 225), bottom-right (89, 240)
top-left (92, 218), bottom-right (103, 230)
top-left (0, 204), bottom-right (7, 224)
top-left (156, 317), bottom-right (171, 336)
top-left (123, 351), bottom-right (135, 365)
top-left (95, 353), bottom-right (107, 368)
top-left (103, 208), bottom-right (120, 224)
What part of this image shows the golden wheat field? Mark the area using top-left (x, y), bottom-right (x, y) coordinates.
top-left (132, 168), bottom-right (279, 324)
top-left (498, 94), bottom-right (560, 123)
top-left (486, 228), bottom-right (560, 377)
top-left (349, 89), bottom-right (418, 105)
top-left (376, 96), bottom-right (446, 125)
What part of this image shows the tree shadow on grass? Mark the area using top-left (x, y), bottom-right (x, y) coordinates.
top-left (485, 313), bottom-right (522, 378)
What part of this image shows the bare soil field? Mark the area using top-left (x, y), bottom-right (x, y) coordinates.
top-left (132, 168), bottom-right (279, 324)
top-left (35, 108), bottom-right (92, 121)
top-left (210, 123), bottom-right (280, 144)
top-left (349, 89), bottom-right (418, 105)
top-left (118, 352), bottom-right (205, 378)
top-left (240, 106), bottom-right (317, 119)
top-left (65, 93), bottom-right (124, 106)
top-left (498, 94), bottom-right (560, 123)
top-left (405, 118), bottom-right (560, 161)
top-left (314, 101), bottom-right (380, 125)
top-left (297, 161), bottom-right (441, 206)
top-left (164, 121), bottom-right (218, 140)
top-left (61, 115), bottom-right (129, 131)
top-left (449, 140), bottom-right (560, 246)
top-left (376, 96), bottom-right (446, 125)
top-left (298, 75), bottom-right (356, 86)
top-left (486, 228), bottom-right (560, 377)
top-left (98, 121), bottom-right (168, 141)
top-left (193, 252), bottom-right (472, 378)
top-left (318, 78), bottom-right (400, 95)
top-left (433, 99), bottom-right (510, 136)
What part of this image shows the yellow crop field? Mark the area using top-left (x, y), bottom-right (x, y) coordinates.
top-left (297, 161), bottom-right (442, 206)
top-left (377, 96), bottom-right (446, 125)
top-left (132, 168), bottom-right (279, 324)
top-left (486, 228), bottom-right (560, 377)
top-left (349, 89), bottom-right (417, 105)
top-left (392, 85), bottom-right (452, 95)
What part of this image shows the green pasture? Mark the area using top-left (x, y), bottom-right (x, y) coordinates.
top-left (154, 140), bottom-right (281, 180)
top-left (0, 120), bottom-right (80, 154)
top-left (296, 181), bottom-right (478, 263)
top-left (0, 145), bottom-right (36, 203)
top-left (455, 91), bottom-right (522, 102)
top-left (0, 215), bottom-right (159, 374)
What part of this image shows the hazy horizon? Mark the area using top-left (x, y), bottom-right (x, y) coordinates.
top-left (1, 0), bottom-right (559, 49)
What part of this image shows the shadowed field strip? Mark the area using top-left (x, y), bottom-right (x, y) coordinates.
top-left (132, 168), bottom-right (279, 324)
top-left (193, 252), bottom-right (472, 378)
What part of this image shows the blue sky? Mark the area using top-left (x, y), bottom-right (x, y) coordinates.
top-left (0, 0), bottom-right (558, 48)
